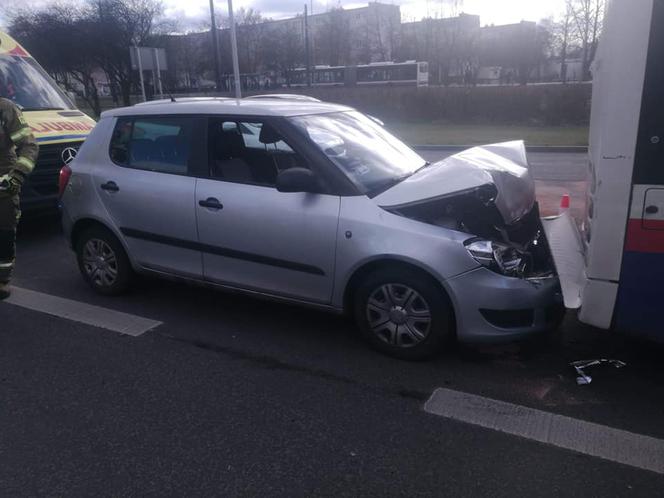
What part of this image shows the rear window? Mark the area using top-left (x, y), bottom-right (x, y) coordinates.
top-left (109, 116), bottom-right (193, 175)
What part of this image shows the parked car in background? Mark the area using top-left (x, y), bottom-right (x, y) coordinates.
top-left (60, 97), bottom-right (562, 359)
top-left (0, 30), bottom-right (96, 214)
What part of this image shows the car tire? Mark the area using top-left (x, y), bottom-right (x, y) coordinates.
top-left (353, 267), bottom-right (454, 360)
top-left (76, 226), bottom-right (133, 296)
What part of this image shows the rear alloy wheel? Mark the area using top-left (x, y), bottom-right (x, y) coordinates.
top-left (354, 267), bottom-right (453, 360)
top-left (76, 226), bottom-right (132, 295)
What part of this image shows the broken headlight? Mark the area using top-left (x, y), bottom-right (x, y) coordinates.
top-left (465, 239), bottom-right (528, 277)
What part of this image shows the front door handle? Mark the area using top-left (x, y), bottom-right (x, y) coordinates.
top-left (101, 181), bottom-right (119, 192)
top-left (645, 205), bottom-right (659, 215)
top-left (199, 197), bottom-right (223, 210)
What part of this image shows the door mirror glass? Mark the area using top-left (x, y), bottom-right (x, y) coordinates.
top-left (276, 167), bottom-right (319, 193)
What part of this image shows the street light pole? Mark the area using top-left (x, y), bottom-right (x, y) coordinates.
top-left (228, 0), bottom-right (242, 99)
top-left (209, 0), bottom-right (222, 92)
top-left (134, 46), bottom-right (147, 102)
top-left (304, 4), bottom-right (311, 87)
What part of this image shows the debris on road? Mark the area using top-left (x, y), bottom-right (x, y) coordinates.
top-left (570, 359), bottom-right (627, 385)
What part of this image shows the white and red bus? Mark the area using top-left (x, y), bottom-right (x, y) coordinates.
top-left (546, 0), bottom-right (664, 340)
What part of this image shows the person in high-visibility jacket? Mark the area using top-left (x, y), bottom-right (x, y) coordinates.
top-left (0, 97), bottom-right (38, 299)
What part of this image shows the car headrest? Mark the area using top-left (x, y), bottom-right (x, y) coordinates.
top-left (215, 128), bottom-right (245, 159)
top-left (259, 124), bottom-right (282, 145)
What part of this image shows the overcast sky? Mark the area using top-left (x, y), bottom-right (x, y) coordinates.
top-left (0, 0), bottom-right (565, 29)
top-left (165, 0), bottom-right (564, 26)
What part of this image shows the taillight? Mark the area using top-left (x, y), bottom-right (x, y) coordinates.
top-left (59, 165), bottom-right (72, 198)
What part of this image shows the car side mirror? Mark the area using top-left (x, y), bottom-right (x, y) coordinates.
top-left (276, 168), bottom-right (319, 193)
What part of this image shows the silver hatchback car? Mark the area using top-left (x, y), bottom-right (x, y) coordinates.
top-left (61, 98), bottom-right (562, 359)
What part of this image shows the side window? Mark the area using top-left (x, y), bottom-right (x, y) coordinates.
top-left (207, 118), bottom-right (306, 187)
top-left (109, 116), bottom-right (193, 175)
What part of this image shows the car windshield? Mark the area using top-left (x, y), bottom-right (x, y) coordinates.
top-left (289, 111), bottom-right (427, 195)
top-left (0, 55), bottom-right (74, 111)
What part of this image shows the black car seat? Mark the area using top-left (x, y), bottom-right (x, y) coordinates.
top-left (129, 138), bottom-right (155, 165)
top-left (259, 124), bottom-right (301, 173)
top-left (213, 126), bottom-right (253, 183)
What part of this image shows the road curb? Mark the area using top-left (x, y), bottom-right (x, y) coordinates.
top-left (412, 145), bottom-right (588, 153)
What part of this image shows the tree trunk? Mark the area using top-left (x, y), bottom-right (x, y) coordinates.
top-left (560, 19), bottom-right (569, 83)
top-left (581, 39), bottom-right (590, 80)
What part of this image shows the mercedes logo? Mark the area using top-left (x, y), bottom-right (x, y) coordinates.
top-left (61, 147), bottom-right (78, 165)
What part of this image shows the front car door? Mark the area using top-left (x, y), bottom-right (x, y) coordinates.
top-left (94, 115), bottom-right (205, 278)
top-left (195, 116), bottom-right (341, 304)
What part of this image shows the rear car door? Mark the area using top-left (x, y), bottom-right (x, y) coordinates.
top-left (93, 115), bottom-right (205, 278)
top-left (195, 117), bottom-right (340, 303)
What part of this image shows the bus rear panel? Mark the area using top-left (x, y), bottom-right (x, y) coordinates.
top-left (612, 0), bottom-right (664, 339)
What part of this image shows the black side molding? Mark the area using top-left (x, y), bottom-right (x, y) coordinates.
top-left (120, 228), bottom-right (326, 276)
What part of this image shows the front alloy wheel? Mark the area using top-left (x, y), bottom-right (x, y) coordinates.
top-left (354, 267), bottom-right (454, 360)
top-left (366, 283), bottom-right (432, 348)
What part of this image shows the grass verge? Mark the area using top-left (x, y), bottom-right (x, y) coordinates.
top-left (385, 121), bottom-right (589, 146)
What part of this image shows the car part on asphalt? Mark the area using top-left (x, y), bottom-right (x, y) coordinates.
top-left (570, 359), bottom-right (627, 385)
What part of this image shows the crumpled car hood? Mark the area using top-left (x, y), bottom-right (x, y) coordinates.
top-left (374, 141), bottom-right (536, 224)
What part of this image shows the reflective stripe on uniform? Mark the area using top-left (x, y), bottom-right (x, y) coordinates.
top-left (16, 156), bottom-right (35, 172)
top-left (10, 127), bottom-right (32, 143)
top-left (0, 260), bottom-right (14, 282)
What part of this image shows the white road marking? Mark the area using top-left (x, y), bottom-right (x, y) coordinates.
top-left (4, 287), bottom-right (161, 337)
top-left (424, 387), bottom-right (664, 475)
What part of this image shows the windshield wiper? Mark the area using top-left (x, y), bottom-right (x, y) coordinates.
top-left (366, 161), bottom-right (431, 197)
top-left (367, 173), bottom-right (412, 197)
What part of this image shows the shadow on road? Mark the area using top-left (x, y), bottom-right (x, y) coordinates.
top-left (12, 209), bottom-right (664, 438)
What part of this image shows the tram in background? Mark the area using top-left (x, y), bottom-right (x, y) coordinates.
top-left (288, 61), bottom-right (429, 88)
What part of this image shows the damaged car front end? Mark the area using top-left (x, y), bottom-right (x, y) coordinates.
top-left (375, 142), bottom-right (564, 341)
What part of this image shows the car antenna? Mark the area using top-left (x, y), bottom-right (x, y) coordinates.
top-left (161, 78), bottom-right (176, 102)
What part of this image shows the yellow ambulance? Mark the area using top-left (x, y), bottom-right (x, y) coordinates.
top-left (0, 30), bottom-right (96, 213)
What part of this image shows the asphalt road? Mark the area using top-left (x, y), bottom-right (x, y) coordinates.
top-left (4, 152), bottom-right (664, 496)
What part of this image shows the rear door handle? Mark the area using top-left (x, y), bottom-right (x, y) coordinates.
top-left (199, 197), bottom-right (223, 210)
top-left (101, 181), bottom-right (119, 192)
top-left (645, 205), bottom-right (659, 215)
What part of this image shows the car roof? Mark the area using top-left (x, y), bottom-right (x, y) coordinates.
top-left (101, 98), bottom-right (351, 119)
top-left (133, 97), bottom-right (233, 106)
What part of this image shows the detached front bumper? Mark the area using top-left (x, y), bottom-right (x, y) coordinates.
top-left (446, 266), bottom-right (563, 343)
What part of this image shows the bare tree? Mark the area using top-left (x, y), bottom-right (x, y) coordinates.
top-left (315, 8), bottom-right (351, 67)
top-left (157, 30), bottom-right (210, 91)
top-left (9, 5), bottom-right (104, 115)
top-left (566, 0), bottom-right (605, 80)
top-left (235, 9), bottom-right (267, 74)
top-left (260, 25), bottom-right (304, 86)
top-left (10, 0), bottom-right (163, 109)
top-left (552, 5), bottom-right (576, 82)
top-left (532, 18), bottom-right (555, 82)
top-left (91, 0), bottom-right (163, 105)
top-left (424, 1), bottom-right (479, 86)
